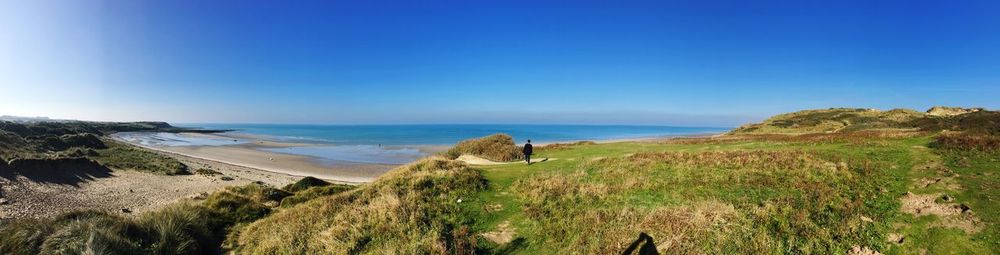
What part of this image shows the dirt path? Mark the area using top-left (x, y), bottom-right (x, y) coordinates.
top-left (887, 145), bottom-right (982, 247)
top-left (456, 154), bottom-right (555, 165)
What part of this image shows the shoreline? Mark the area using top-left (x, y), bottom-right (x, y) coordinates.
top-left (112, 136), bottom-right (387, 184)
top-left (112, 131), bottom-right (726, 184)
top-left (0, 145), bottom-right (303, 220)
top-left (533, 132), bottom-right (724, 146)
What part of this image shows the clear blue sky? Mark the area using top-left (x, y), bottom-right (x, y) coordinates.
top-left (2, 0), bottom-right (998, 126)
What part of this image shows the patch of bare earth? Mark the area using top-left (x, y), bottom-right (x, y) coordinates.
top-left (914, 177), bottom-right (962, 190)
top-left (849, 246), bottom-right (883, 255)
top-left (886, 233), bottom-right (905, 244)
top-left (481, 220), bottom-right (516, 244)
top-left (483, 203), bottom-right (503, 213)
top-left (900, 192), bottom-right (981, 234)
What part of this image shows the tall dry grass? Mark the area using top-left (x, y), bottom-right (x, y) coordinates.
top-left (933, 133), bottom-right (1000, 152)
top-left (444, 133), bottom-right (523, 162)
top-left (537, 141), bottom-right (597, 151)
top-left (0, 183), bottom-right (291, 255)
top-left (511, 150), bottom-right (882, 254)
top-left (230, 157), bottom-right (486, 254)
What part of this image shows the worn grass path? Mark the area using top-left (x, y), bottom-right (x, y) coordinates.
top-left (458, 136), bottom-right (999, 254)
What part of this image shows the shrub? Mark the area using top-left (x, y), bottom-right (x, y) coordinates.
top-left (194, 168), bottom-right (221, 176)
top-left (932, 133), bottom-right (1000, 152)
top-left (279, 184), bottom-right (354, 208)
top-left (282, 176), bottom-right (330, 192)
top-left (538, 141), bottom-right (597, 151)
top-left (138, 203), bottom-right (222, 255)
top-left (444, 133), bottom-right (523, 162)
top-left (38, 211), bottom-right (144, 254)
top-left (203, 187), bottom-right (284, 222)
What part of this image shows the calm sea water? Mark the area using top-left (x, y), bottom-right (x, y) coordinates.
top-left (121, 124), bottom-right (730, 165)
top-left (178, 124), bottom-right (731, 145)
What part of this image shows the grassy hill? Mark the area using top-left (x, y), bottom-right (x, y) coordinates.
top-left (0, 120), bottom-right (226, 175)
top-left (731, 107), bottom-right (999, 135)
top-left (2, 107), bottom-right (998, 254)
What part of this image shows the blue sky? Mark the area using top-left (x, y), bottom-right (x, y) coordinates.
top-left (1, 0), bottom-right (998, 126)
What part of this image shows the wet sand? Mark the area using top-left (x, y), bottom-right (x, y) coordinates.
top-left (154, 145), bottom-right (395, 183)
top-left (113, 132), bottom-right (435, 183)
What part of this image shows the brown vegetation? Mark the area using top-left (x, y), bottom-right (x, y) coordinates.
top-left (444, 133), bottom-right (523, 162)
top-left (933, 133), bottom-right (1000, 152)
top-left (229, 157), bottom-right (486, 254)
top-left (537, 141), bottom-right (597, 151)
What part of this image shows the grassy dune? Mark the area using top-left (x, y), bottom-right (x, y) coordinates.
top-left (444, 133), bottom-right (524, 162)
top-left (230, 158), bottom-right (485, 254)
top-left (0, 183), bottom-right (287, 254)
top-left (2, 107), bottom-right (997, 254)
top-left (0, 120), bottom-right (200, 175)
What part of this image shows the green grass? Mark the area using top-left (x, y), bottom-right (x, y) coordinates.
top-left (89, 140), bottom-right (190, 175)
top-left (3, 109), bottom-right (998, 254)
top-left (457, 133), bottom-right (997, 254)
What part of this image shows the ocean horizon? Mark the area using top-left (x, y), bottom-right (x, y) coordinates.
top-left (175, 123), bottom-right (733, 146)
top-left (111, 124), bottom-right (733, 165)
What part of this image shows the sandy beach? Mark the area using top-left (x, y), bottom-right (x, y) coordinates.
top-left (0, 150), bottom-right (302, 220)
top-left (1, 131), bottom-right (713, 221)
top-left (1, 132), bottom-right (415, 220)
top-left (114, 132), bottom-right (426, 183)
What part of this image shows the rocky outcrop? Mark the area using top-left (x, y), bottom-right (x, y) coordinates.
top-left (927, 106), bottom-right (984, 117)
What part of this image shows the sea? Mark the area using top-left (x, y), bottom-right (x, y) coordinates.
top-left (118, 124), bottom-right (731, 165)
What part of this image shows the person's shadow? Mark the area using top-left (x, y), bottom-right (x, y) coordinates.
top-left (622, 232), bottom-right (659, 255)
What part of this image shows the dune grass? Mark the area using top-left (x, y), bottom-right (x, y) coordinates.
top-left (3, 109), bottom-right (998, 254)
top-left (444, 133), bottom-right (523, 162)
top-left (229, 158), bottom-right (486, 254)
top-left (279, 184), bottom-right (354, 208)
top-left (282, 176), bottom-right (331, 192)
top-left (459, 130), bottom-right (998, 254)
top-left (0, 182), bottom-right (298, 254)
top-left (89, 140), bottom-right (190, 175)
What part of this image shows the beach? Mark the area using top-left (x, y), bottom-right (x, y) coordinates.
top-left (0, 149), bottom-right (301, 219)
top-left (2, 132), bottom-right (424, 220)
top-left (2, 127), bottom-right (720, 220)
top-left (112, 132), bottom-right (436, 183)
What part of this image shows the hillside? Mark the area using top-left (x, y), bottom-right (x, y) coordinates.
top-left (2, 108), bottom-right (998, 254)
top-left (730, 106), bottom-right (999, 135)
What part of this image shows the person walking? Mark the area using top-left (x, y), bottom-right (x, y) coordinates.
top-left (523, 140), bottom-right (533, 165)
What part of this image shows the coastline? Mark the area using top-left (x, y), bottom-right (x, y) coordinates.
top-left (3, 130), bottom-right (723, 220)
top-left (111, 130), bottom-right (726, 184)
top-left (112, 135), bottom-right (393, 184)
top-left (0, 146), bottom-right (303, 220)
top-left (533, 132), bottom-right (724, 146)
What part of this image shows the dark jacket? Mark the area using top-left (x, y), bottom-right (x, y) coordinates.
top-left (522, 144), bottom-right (533, 155)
